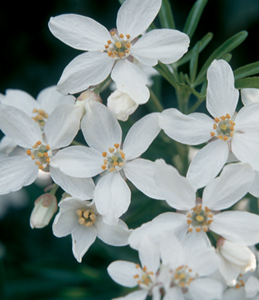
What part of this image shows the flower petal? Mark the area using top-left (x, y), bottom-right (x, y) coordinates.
top-left (206, 59), bottom-right (239, 118)
top-left (124, 158), bottom-right (164, 200)
top-left (131, 29), bottom-right (189, 65)
top-left (48, 14), bottom-right (111, 51)
top-left (0, 105), bottom-right (42, 148)
top-left (187, 140), bottom-right (229, 190)
top-left (81, 101), bottom-right (122, 152)
top-left (49, 166), bottom-right (95, 200)
top-left (57, 51), bottom-right (114, 94)
top-left (241, 88), bottom-right (259, 105)
top-left (95, 218), bottom-right (131, 246)
top-left (188, 278), bottom-right (223, 300)
top-left (249, 171), bottom-right (259, 197)
top-left (211, 211), bottom-right (259, 245)
top-left (153, 159), bottom-right (196, 210)
top-left (116, 0), bottom-right (161, 40)
top-left (111, 59), bottom-right (150, 104)
top-left (159, 108), bottom-right (213, 145)
top-left (123, 113), bottom-right (160, 160)
top-left (72, 225), bottom-right (97, 262)
top-left (50, 146), bottom-right (103, 178)
top-left (0, 156), bottom-right (38, 194)
top-left (202, 163), bottom-right (254, 210)
top-left (234, 103), bottom-right (259, 130)
top-left (94, 172), bottom-right (131, 224)
top-left (52, 209), bottom-right (78, 237)
top-left (113, 290), bottom-right (149, 300)
top-left (164, 288), bottom-right (184, 300)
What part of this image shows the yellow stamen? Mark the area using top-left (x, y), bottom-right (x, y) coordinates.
top-left (102, 152), bottom-right (107, 157)
top-left (196, 227), bottom-right (201, 233)
top-left (114, 143), bottom-right (120, 149)
top-left (126, 34), bottom-right (130, 39)
top-left (37, 152), bottom-right (44, 158)
top-left (119, 33), bottom-right (124, 38)
top-left (26, 149), bottom-right (31, 155)
top-left (101, 165), bottom-right (107, 170)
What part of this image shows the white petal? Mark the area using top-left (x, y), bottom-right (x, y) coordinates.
top-left (81, 101), bottom-right (122, 152)
top-left (159, 108), bottom-right (213, 145)
top-left (218, 253), bottom-right (241, 285)
top-left (234, 103), bottom-right (259, 130)
top-left (1, 89), bottom-right (38, 115)
top-left (131, 29), bottom-right (189, 65)
top-left (202, 163), bottom-right (254, 210)
top-left (249, 171), bottom-right (259, 197)
top-left (48, 14), bottom-right (111, 51)
top-left (0, 156), bottom-right (38, 194)
top-left (36, 86), bottom-right (75, 114)
top-left (123, 113), bottom-right (160, 160)
top-left (206, 59), bottom-right (239, 118)
top-left (113, 290), bottom-right (148, 300)
top-left (124, 158), bottom-right (164, 200)
top-left (153, 159), bottom-right (196, 210)
top-left (245, 276), bottom-right (259, 298)
top-left (107, 260), bottom-right (140, 287)
top-left (164, 288), bottom-right (184, 300)
top-left (241, 88), bottom-right (259, 105)
top-left (49, 166), bottom-right (95, 200)
top-left (116, 0), bottom-right (161, 40)
top-left (188, 278), bottom-right (223, 300)
top-left (211, 211), bottom-right (259, 245)
top-left (178, 229), bottom-right (211, 252)
top-left (94, 172), bottom-right (131, 224)
top-left (45, 105), bottom-right (81, 149)
top-left (187, 140), bottom-right (229, 190)
top-left (52, 209), bottom-right (78, 237)
top-left (50, 146), bottom-right (103, 178)
top-left (232, 128), bottom-right (259, 171)
top-left (111, 59), bottom-right (150, 104)
top-left (57, 51), bottom-right (114, 94)
top-left (221, 288), bottom-right (246, 300)
top-left (95, 218), bottom-right (131, 246)
top-left (72, 225), bottom-right (97, 262)
top-left (0, 105), bottom-right (42, 148)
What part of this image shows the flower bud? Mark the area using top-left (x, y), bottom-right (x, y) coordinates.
top-left (30, 193), bottom-right (57, 229)
top-left (217, 238), bottom-right (256, 273)
top-left (107, 90), bottom-right (138, 121)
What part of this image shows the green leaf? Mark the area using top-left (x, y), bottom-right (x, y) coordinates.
top-left (235, 77), bottom-right (259, 89)
top-left (175, 32), bottom-right (213, 67)
top-left (159, 0), bottom-right (176, 29)
top-left (154, 62), bottom-right (179, 89)
top-left (194, 31), bottom-right (248, 86)
top-left (183, 0), bottom-right (208, 40)
top-left (234, 61), bottom-right (259, 80)
top-left (189, 42), bottom-right (201, 83)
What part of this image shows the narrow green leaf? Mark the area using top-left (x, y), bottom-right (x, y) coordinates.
top-left (235, 77), bottom-right (259, 89)
top-left (159, 0), bottom-right (176, 29)
top-left (118, 0), bottom-right (124, 4)
top-left (183, 0), bottom-right (208, 40)
top-left (194, 31), bottom-right (248, 86)
top-left (234, 61), bottom-right (259, 80)
top-left (154, 62), bottom-right (179, 89)
top-left (175, 32), bottom-right (213, 67)
top-left (190, 42), bottom-right (200, 83)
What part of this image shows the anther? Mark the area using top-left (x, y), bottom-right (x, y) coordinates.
top-left (114, 143), bottom-right (120, 148)
top-left (102, 152), bottom-right (107, 157)
top-left (119, 33), bottom-right (124, 38)
top-left (196, 227), bottom-right (201, 233)
top-left (26, 149), bottom-right (31, 155)
top-left (126, 34), bottom-right (130, 39)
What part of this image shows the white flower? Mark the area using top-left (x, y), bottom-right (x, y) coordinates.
top-left (159, 59), bottom-right (259, 189)
top-left (0, 86), bottom-right (75, 131)
top-left (129, 161), bottom-right (259, 259)
top-left (48, 0), bottom-right (189, 101)
top-left (51, 101), bottom-right (162, 224)
top-left (107, 89), bottom-right (138, 121)
top-left (53, 196), bottom-right (131, 262)
top-left (0, 104), bottom-right (94, 197)
top-left (107, 236), bottom-right (161, 300)
top-left (159, 234), bottom-right (223, 300)
top-left (30, 193), bottom-right (58, 229)
top-left (216, 238), bottom-right (256, 285)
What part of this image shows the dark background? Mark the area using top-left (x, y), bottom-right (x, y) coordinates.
top-left (0, 0), bottom-right (259, 299)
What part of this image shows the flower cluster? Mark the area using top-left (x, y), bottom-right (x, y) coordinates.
top-left (1, 0), bottom-right (259, 299)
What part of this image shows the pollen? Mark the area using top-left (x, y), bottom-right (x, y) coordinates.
top-left (186, 204), bottom-right (214, 233)
top-left (211, 113), bottom-right (235, 141)
top-left (26, 142), bottom-right (52, 170)
top-left (77, 209), bottom-right (97, 227)
top-left (104, 32), bottom-right (131, 60)
top-left (101, 144), bottom-right (126, 172)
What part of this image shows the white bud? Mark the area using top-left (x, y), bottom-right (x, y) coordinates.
top-left (107, 90), bottom-right (138, 121)
top-left (217, 238), bottom-right (256, 273)
top-left (30, 193), bottom-right (57, 229)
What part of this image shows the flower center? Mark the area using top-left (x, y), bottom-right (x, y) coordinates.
top-left (101, 143), bottom-right (126, 172)
top-left (133, 265), bottom-right (154, 289)
top-left (76, 209), bottom-right (96, 227)
top-left (104, 32), bottom-right (131, 60)
top-left (210, 114), bottom-right (235, 141)
top-left (26, 141), bottom-right (51, 170)
top-left (32, 108), bottom-right (49, 130)
top-left (171, 265), bottom-right (197, 289)
top-left (235, 274), bottom-right (245, 289)
top-left (186, 205), bottom-right (214, 233)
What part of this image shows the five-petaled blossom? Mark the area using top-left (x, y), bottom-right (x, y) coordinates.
top-left (159, 59), bottom-right (259, 189)
top-left (48, 0), bottom-right (189, 103)
top-left (53, 195), bottom-right (131, 262)
top-left (51, 101), bottom-right (162, 224)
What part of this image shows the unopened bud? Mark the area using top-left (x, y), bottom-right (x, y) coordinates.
top-left (77, 90), bottom-right (102, 103)
top-left (217, 238), bottom-right (256, 273)
top-left (30, 193), bottom-right (57, 229)
top-left (107, 90), bottom-right (138, 121)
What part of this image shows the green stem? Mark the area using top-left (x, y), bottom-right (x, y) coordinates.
top-left (93, 76), bottom-right (111, 95)
top-left (148, 88), bottom-right (164, 112)
top-left (49, 184), bottom-right (59, 196)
